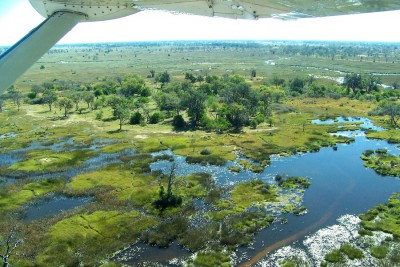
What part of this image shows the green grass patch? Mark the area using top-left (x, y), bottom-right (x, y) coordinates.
top-left (370, 245), bottom-right (389, 259)
top-left (340, 243), bottom-right (364, 260)
top-left (8, 149), bottom-right (97, 172)
top-left (324, 248), bottom-right (344, 263)
top-left (36, 210), bottom-right (157, 266)
top-left (276, 176), bottom-right (311, 189)
top-left (361, 150), bottom-right (400, 177)
top-left (190, 249), bottom-right (231, 267)
top-left (237, 160), bottom-right (264, 173)
top-left (366, 129), bottom-right (400, 144)
top-left (231, 180), bottom-right (277, 211)
top-left (359, 193), bottom-right (400, 237)
top-left (0, 178), bottom-right (65, 213)
top-left (67, 166), bottom-right (159, 206)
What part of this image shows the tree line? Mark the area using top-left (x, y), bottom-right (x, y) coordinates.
top-left (3, 69), bottom-right (400, 130)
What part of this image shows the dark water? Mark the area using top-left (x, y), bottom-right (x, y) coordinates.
top-left (2, 119), bottom-right (399, 266)
top-left (22, 196), bottom-right (91, 222)
top-left (147, 120), bottom-right (399, 266)
top-left (0, 137), bottom-right (133, 181)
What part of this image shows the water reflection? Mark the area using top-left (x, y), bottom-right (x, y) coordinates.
top-left (22, 196), bottom-right (91, 222)
top-left (149, 118), bottom-right (399, 266)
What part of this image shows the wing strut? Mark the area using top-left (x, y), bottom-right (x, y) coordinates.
top-left (0, 11), bottom-right (86, 94)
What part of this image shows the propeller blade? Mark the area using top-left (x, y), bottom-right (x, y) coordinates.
top-left (0, 11), bottom-right (86, 94)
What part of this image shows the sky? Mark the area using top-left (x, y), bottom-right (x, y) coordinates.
top-left (1, 0), bottom-right (400, 46)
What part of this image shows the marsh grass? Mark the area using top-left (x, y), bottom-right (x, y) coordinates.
top-left (35, 210), bottom-right (157, 266)
top-left (8, 149), bottom-right (97, 172)
top-left (67, 165), bottom-right (159, 207)
top-left (230, 180), bottom-right (277, 211)
top-left (0, 178), bottom-right (65, 214)
top-left (361, 150), bottom-right (400, 177)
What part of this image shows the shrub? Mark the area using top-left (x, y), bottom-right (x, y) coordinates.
top-left (149, 112), bottom-right (163, 124)
top-left (250, 119), bottom-right (258, 129)
top-left (340, 243), bottom-right (364, 260)
top-left (200, 148), bottom-right (212, 155)
top-left (95, 111), bottom-right (103, 120)
top-left (325, 249), bottom-right (344, 263)
top-left (172, 114), bottom-right (186, 129)
top-left (130, 112), bottom-right (144, 125)
top-left (375, 148), bottom-right (388, 154)
top-left (371, 245), bottom-right (388, 259)
top-left (363, 149), bottom-right (374, 157)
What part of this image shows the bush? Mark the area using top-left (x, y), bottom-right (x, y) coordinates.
top-left (140, 87), bottom-right (151, 97)
top-left (255, 114), bottom-right (266, 124)
top-left (250, 119), bottom-right (258, 129)
top-left (375, 148), bottom-right (388, 155)
top-left (363, 149), bottom-right (375, 157)
top-left (340, 243), bottom-right (364, 260)
top-left (370, 245), bottom-right (388, 259)
top-left (172, 114), bottom-right (186, 129)
top-left (325, 249), bottom-right (344, 263)
top-left (149, 112), bottom-right (163, 124)
top-left (95, 111), bottom-right (103, 120)
top-left (130, 112), bottom-right (144, 125)
top-left (200, 148), bottom-right (212, 155)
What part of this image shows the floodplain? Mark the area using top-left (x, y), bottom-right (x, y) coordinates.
top-left (0, 40), bottom-right (399, 266)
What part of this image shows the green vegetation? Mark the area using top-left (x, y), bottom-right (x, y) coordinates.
top-left (36, 210), bottom-right (157, 266)
top-left (275, 175), bottom-right (311, 189)
top-left (0, 179), bottom-right (65, 213)
top-left (230, 180), bottom-right (277, 211)
top-left (320, 193), bottom-right (400, 266)
top-left (324, 249), bottom-right (344, 263)
top-left (66, 165), bottom-right (159, 206)
top-left (361, 150), bottom-right (400, 177)
top-left (359, 193), bottom-right (400, 237)
top-left (8, 150), bottom-right (96, 172)
top-left (189, 249), bottom-right (231, 267)
top-left (340, 243), bottom-right (364, 260)
top-left (1, 40), bottom-right (399, 266)
top-left (370, 245), bottom-right (389, 259)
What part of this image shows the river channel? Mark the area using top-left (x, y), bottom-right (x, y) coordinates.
top-left (144, 117), bottom-right (400, 266)
top-left (1, 118), bottom-right (399, 266)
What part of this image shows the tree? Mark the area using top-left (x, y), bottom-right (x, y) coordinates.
top-left (271, 76), bottom-right (285, 88)
top-left (365, 74), bottom-right (381, 93)
top-left (1, 226), bottom-right (23, 267)
top-left (152, 162), bottom-right (182, 211)
top-left (155, 92), bottom-right (182, 116)
top-left (250, 69), bottom-right (257, 79)
top-left (115, 104), bottom-right (130, 131)
top-left (182, 88), bottom-right (207, 127)
top-left (31, 85), bottom-right (42, 98)
top-left (156, 71), bottom-right (170, 85)
top-left (106, 95), bottom-right (125, 117)
top-left (57, 98), bottom-right (73, 117)
top-left (381, 102), bottom-right (400, 127)
top-left (82, 91), bottom-right (94, 109)
top-left (185, 72), bottom-right (197, 83)
top-left (343, 73), bottom-right (363, 94)
top-left (226, 103), bottom-right (249, 132)
top-left (68, 92), bottom-right (82, 111)
top-left (120, 74), bottom-right (146, 97)
top-left (289, 77), bottom-right (306, 94)
top-left (42, 90), bottom-right (57, 111)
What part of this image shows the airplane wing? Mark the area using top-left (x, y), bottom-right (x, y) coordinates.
top-left (29, 0), bottom-right (400, 20)
top-left (1, 0), bottom-right (400, 94)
